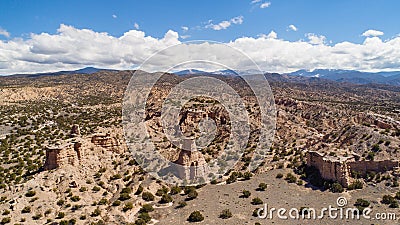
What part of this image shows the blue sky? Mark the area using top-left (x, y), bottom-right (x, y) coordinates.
top-left (1, 0), bottom-right (398, 43)
top-left (0, 0), bottom-right (400, 74)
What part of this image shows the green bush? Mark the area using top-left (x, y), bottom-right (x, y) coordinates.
top-left (25, 190), bottom-right (36, 197)
top-left (240, 190), bottom-right (251, 198)
top-left (285, 173), bottom-right (297, 183)
top-left (186, 190), bottom-right (198, 200)
top-left (1, 217), bottom-right (10, 224)
top-left (348, 180), bottom-right (363, 190)
top-left (70, 196), bottom-right (80, 202)
top-left (142, 192), bottom-right (155, 201)
top-left (135, 185), bottom-right (144, 195)
top-left (123, 202), bottom-right (134, 212)
top-left (219, 209), bottom-right (232, 219)
top-left (188, 211), bottom-right (204, 222)
top-left (21, 206), bottom-right (31, 213)
top-left (257, 183), bottom-right (267, 191)
top-left (330, 182), bottom-right (344, 193)
top-left (251, 197), bottom-right (263, 205)
top-left (160, 194), bottom-right (173, 204)
top-left (119, 193), bottom-right (131, 201)
top-left (112, 200), bottom-right (121, 206)
top-left (139, 204), bottom-right (154, 213)
top-left (170, 186), bottom-right (182, 195)
top-left (177, 201), bottom-right (187, 208)
top-left (138, 212), bottom-right (151, 222)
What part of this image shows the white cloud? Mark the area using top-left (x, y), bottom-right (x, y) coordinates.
top-left (362, 29), bottom-right (384, 37)
top-left (266, 30), bottom-right (277, 39)
top-left (306, 33), bottom-right (326, 45)
top-left (0, 28), bottom-right (10, 38)
top-left (112, 14), bottom-right (117, 19)
top-left (288, 24), bottom-right (297, 31)
top-left (180, 35), bottom-right (191, 39)
top-left (260, 2), bottom-right (271, 8)
top-left (206, 16), bottom-right (243, 30)
top-left (134, 23), bottom-right (140, 30)
top-left (181, 26), bottom-right (189, 32)
top-left (2, 24), bottom-right (400, 75)
top-left (251, 0), bottom-right (261, 4)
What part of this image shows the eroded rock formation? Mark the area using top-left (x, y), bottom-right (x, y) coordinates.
top-left (307, 151), bottom-right (399, 187)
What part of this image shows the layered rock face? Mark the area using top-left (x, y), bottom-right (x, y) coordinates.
top-left (307, 151), bottom-right (399, 187)
top-left (44, 127), bottom-right (125, 170)
top-left (44, 140), bottom-right (82, 170)
top-left (91, 132), bottom-right (123, 153)
top-left (174, 138), bottom-right (208, 181)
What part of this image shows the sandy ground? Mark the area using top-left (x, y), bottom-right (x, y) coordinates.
top-left (155, 168), bottom-right (400, 225)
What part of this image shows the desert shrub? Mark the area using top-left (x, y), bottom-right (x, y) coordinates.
top-left (25, 190), bottom-right (36, 197)
top-left (137, 212), bottom-right (151, 223)
top-left (184, 186), bottom-right (196, 195)
top-left (1, 217), bottom-right (11, 224)
top-left (285, 173), bottom-right (297, 183)
top-left (92, 186), bottom-right (101, 192)
top-left (188, 211), bottom-right (204, 222)
top-left (139, 204), bottom-right (154, 213)
top-left (123, 202), bottom-right (134, 212)
top-left (70, 196), bottom-right (80, 202)
top-left (142, 192), bottom-right (155, 201)
top-left (186, 190), bottom-right (198, 200)
top-left (91, 208), bottom-right (101, 217)
top-left (57, 199), bottom-right (65, 206)
top-left (57, 212), bottom-right (65, 219)
top-left (79, 187), bottom-right (87, 192)
top-left (21, 206), bottom-right (31, 213)
top-left (121, 187), bottom-right (132, 194)
top-left (135, 185), bottom-right (144, 195)
top-left (156, 186), bottom-right (169, 196)
top-left (160, 194), bottom-right (173, 204)
top-left (251, 197), bottom-right (263, 205)
top-left (170, 186), bottom-right (182, 195)
top-left (219, 209), bottom-right (232, 219)
top-left (119, 192), bottom-right (131, 201)
top-left (243, 172), bottom-right (253, 180)
top-left (330, 182), bottom-right (344, 193)
top-left (177, 201), bottom-right (187, 208)
top-left (382, 195), bottom-right (396, 205)
top-left (98, 198), bottom-right (108, 205)
top-left (112, 200), bottom-right (121, 206)
top-left (276, 173), bottom-right (283, 179)
top-left (257, 183), bottom-right (267, 191)
top-left (240, 190), bottom-right (251, 198)
top-left (226, 173), bottom-right (237, 184)
top-left (348, 180), bottom-right (363, 190)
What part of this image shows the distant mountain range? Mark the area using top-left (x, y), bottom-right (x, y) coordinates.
top-left (287, 69), bottom-right (400, 86)
top-left (5, 67), bottom-right (400, 87)
top-left (8, 67), bottom-right (117, 78)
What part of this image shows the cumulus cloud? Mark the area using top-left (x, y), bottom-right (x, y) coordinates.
top-left (260, 2), bottom-right (271, 8)
top-left (0, 28), bottom-right (10, 38)
top-left (362, 29), bottom-right (384, 37)
top-left (1, 24), bottom-right (400, 75)
top-left (112, 14), bottom-right (117, 19)
top-left (251, 0), bottom-right (261, 4)
top-left (306, 33), bottom-right (326, 45)
top-left (288, 24), bottom-right (297, 31)
top-left (206, 16), bottom-right (243, 30)
top-left (181, 26), bottom-right (189, 32)
top-left (134, 23), bottom-right (140, 30)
